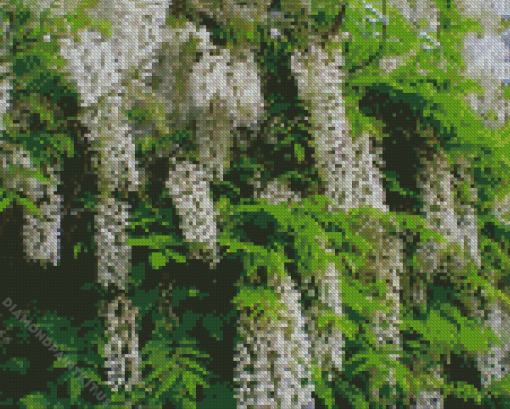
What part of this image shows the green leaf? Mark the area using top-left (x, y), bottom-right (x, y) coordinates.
top-left (443, 380), bottom-right (483, 405)
top-left (143, 339), bottom-right (209, 405)
top-left (202, 313), bottom-right (226, 341)
top-left (317, 312), bottom-right (359, 340)
top-left (149, 248), bottom-right (188, 270)
top-left (0, 195), bottom-right (14, 213)
top-left (16, 197), bottom-right (42, 217)
top-left (73, 242), bottom-right (82, 260)
top-left (382, 171), bottom-right (419, 199)
top-left (69, 377), bottom-right (82, 400)
top-left (0, 357), bottom-right (30, 375)
top-left (311, 364), bottom-right (335, 408)
top-left (150, 251), bottom-right (168, 270)
top-left (232, 285), bottom-right (285, 324)
top-left (333, 377), bottom-right (370, 409)
top-left (128, 234), bottom-right (181, 250)
top-left (436, 302), bottom-right (501, 353)
top-left (19, 393), bottom-right (50, 408)
top-left (131, 287), bottom-right (160, 317)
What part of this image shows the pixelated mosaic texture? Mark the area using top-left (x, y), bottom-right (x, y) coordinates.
top-left (1, 0), bottom-right (510, 407)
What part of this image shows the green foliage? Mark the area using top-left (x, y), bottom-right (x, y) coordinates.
top-left (214, 197), bottom-right (506, 406)
top-left (142, 337), bottom-right (210, 407)
top-left (345, 0), bottom-right (510, 213)
top-left (2, 309), bottom-right (108, 407)
top-left (0, 185), bottom-right (41, 218)
top-left (0, 0), bottom-right (79, 222)
top-left (402, 305), bottom-right (495, 357)
top-left (2, 1), bottom-right (78, 165)
top-left (6, 280), bottom-right (218, 407)
top-left (18, 393), bottom-right (51, 408)
top-left (311, 363), bottom-right (335, 408)
top-left (124, 196), bottom-right (189, 270)
top-left (65, 0), bottom-right (113, 41)
top-left (4, 0), bottom-right (510, 407)
top-left (382, 170), bottom-right (420, 199)
top-left (0, 357), bottom-right (30, 375)
top-left (381, 2), bottom-right (418, 57)
top-left (341, 0), bottom-right (388, 72)
top-left (232, 284), bottom-right (286, 324)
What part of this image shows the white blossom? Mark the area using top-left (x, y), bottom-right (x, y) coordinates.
top-left (235, 274), bottom-right (315, 408)
top-left (103, 296), bottom-right (141, 391)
